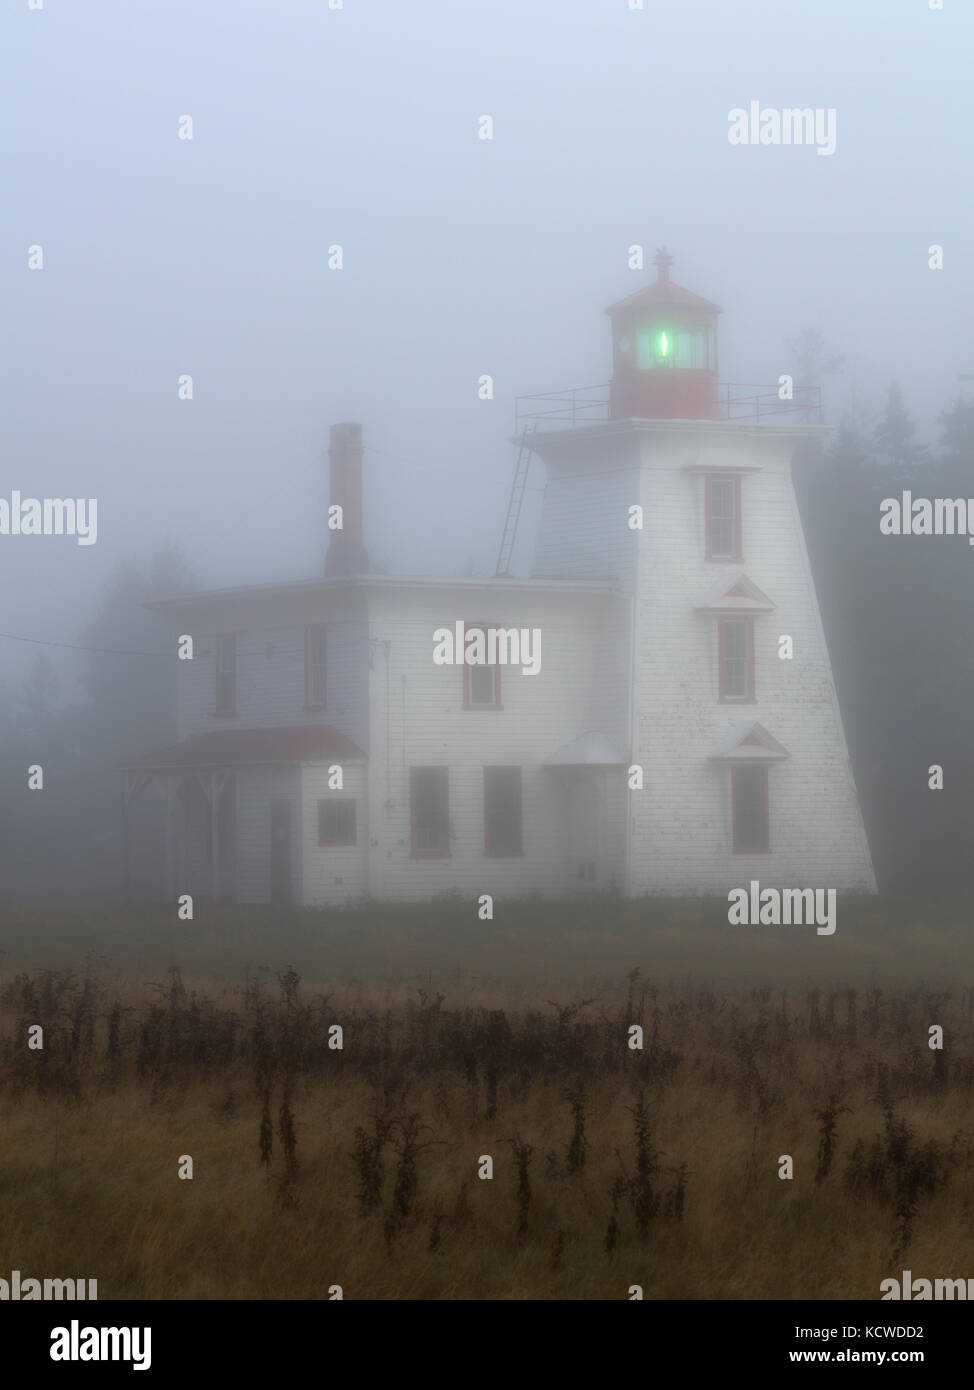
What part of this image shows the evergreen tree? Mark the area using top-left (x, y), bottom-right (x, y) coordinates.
top-left (0, 545), bottom-right (196, 894)
top-left (77, 543), bottom-right (196, 827)
top-left (874, 381), bottom-right (925, 476)
top-left (937, 392), bottom-right (974, 483)
top-left (788, 327), bottom-right (845, 421)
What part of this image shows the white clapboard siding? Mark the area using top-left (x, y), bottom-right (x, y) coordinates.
top-left (301, 762), bottom-right (368, 905)
top-left (176, 614), bottom-right (369, 751)
top-left (147, 404), bottom-right (876, 906)
top-left (362, 583), bottom-right (626, 901)
top-left (632, 426), bottom-right (874, 893)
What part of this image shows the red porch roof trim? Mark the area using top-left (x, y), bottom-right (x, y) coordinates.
top-left (124, 724), bottom-right (366, 770)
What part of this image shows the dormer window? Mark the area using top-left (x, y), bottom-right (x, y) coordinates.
top-left (706, 722), bottom-right (787, 857)
top-left (706, 474), bottom-right (742, 560)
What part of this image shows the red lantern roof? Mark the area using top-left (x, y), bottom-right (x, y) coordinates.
top-left (606, 248), bottom-right (722, 316)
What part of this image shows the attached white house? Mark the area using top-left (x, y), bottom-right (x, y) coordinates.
top-left (122, 253), bottom-right (876, 904)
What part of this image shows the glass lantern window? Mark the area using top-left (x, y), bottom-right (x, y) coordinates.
top-left (675, 327), bottom-right (709, 368)
top-left (637, 324), bottom-right (711, 370)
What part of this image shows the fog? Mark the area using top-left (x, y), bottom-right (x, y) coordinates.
top-left (5, 2), bottom-right (971, 640)
top-left (1, 0), bottom-right (971, 899)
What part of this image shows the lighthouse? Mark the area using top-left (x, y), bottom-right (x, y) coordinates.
top-left (522, 251), bottom-right (876, 894)
top-left (127, 251), bottom-right (875, 907)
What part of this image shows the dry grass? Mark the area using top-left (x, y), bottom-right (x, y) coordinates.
top-left (0, 897), bottom-right (973, 1300)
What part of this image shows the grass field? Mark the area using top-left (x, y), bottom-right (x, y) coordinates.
top-left (1, 896), bottom-right (972, 1300)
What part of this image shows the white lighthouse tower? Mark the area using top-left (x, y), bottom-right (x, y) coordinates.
top-left (523, 250), bottom-right (876, 894)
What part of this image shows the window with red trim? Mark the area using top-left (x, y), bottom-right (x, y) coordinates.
top-left (462, 623), bottom-right (502, 709)
top-left (732, 765), bottom-right (770, 853)
top-left (706, 475), bottom-right (742, 559)
top-left (718, 616), bottom-right (755, 701)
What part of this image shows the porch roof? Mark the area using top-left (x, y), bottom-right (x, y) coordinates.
top-left (124, 724), bottom-right (366, 770)
top-left (542, 730), bottom-right (628, 767)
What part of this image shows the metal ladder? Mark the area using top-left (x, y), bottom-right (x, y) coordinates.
top-left (495, 424), bottom-right (537, 577)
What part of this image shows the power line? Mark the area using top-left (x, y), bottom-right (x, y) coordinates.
top-left (0, 632), bottom-right (171, 657)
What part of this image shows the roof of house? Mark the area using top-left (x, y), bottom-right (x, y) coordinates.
top-left (124, 724), bottom-right (366, 770)
top-left (147, 573), bottom-right (620, 613)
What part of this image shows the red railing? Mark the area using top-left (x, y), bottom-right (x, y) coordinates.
top-left (718, 383), bottom-right (822, 424)
top-left (514, 383), bottom-right (611, 431)
top-left (514, 382), bottom-right (822, 431)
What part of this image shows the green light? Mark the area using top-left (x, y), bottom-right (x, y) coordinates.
top-left (659, 331), bottom-right (669, 357)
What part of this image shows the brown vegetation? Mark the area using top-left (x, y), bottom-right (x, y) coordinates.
top-left (1, 900), bottom-right (972, 1299)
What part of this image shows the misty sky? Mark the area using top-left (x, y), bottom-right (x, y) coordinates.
top-left (3, 0), bottom-right (971, 694)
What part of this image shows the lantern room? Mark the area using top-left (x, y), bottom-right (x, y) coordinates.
top-left (606, 249), bottom-right (721, 421)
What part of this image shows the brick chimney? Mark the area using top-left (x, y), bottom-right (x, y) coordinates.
top-left (325, 421), bottom-right (370, 576)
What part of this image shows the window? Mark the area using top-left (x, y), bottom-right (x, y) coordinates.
top-left (706, 475), bottom-right (742, 559)
top-left (637, 325), bottom-right (712, 371)
top-left (215, 634), bottom-right (236, 716)
top-left (732, 765), bottom-right (770, 853)
top-left (410, 767), bottom-right (450, 857)
top-left (484, 767), bottom-right (522, 856)
top-left (675, 327), bottom-right (709, 369)
top-left (637, 327), bottom-right (674, 370)
top-left (718, 617), bottom-right (754, 702)
top-left (305, 624), bottom-right (327, 709)
top-left (318, 799), bottom-right (356, 846)
top-left (462, 624), bottom-right (501, 709)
